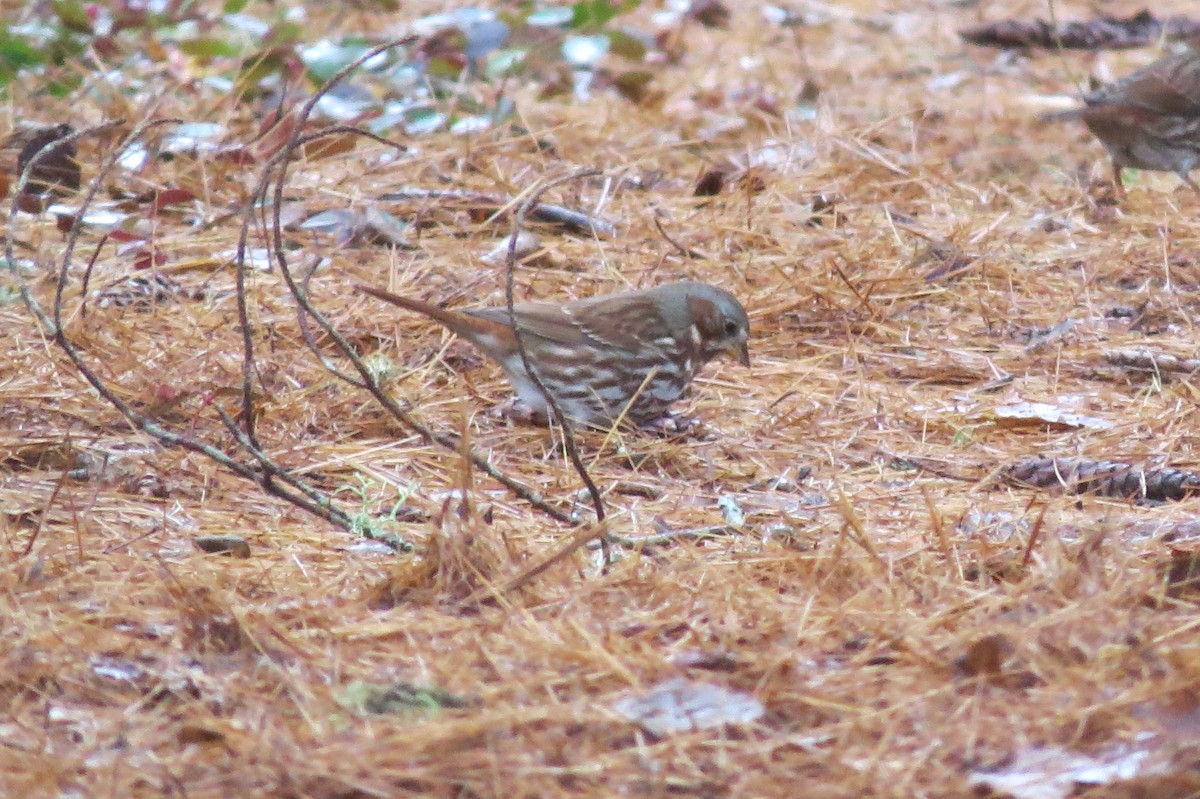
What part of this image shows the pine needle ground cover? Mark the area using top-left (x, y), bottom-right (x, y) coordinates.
top-left (3, 1), bottom-right (1200, 796)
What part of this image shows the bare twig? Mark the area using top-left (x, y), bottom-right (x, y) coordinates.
top-left (297, 255), bottom-right (366, 387)
top-left (1019, 502), bottom-right (1047, 571)
top-left (599, 524), bottom-right (734, 548)
top-left (235, 124), bottom-right (407, 449)
top-left (506, 170), bottom-right (611, 561)
top-left (653, 214), bottom-right (709, 259)
top-left (960, 10), bottom-right (1200, 51)
top-left (5, 119), bottom-right (406, 544)
top-left (78, 231), bottom-right (111, 319)
top-left (254, 40), bottom-right (576, 526)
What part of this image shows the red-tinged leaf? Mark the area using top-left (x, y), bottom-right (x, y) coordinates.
top-left (151, 188), bottom-right (197, 215)
top-left (686, 0), bottom-right (730, 28)
top-left (152, 383), bottom-right (184, 404)
top-left (613, 70), bottom-right (655, 103)
top-left (213, 144), bottom-right (257, 165)
top-left (176, 723), bottom-right (230, 744)
top-left (130, 248), bottom-right (167, 270)
top-left (694, 167), bottom-right (730, 196)
top-left (17, 124), bottom-right (80, 198)
top-left (300, 132), bottom-right (358, 160)
top-left (253, 113), bottom-right (300, 161)
top-left (53, 208), bottom-right (78, 231)
top-left (110, 2), bottom-right (149, 31)
top-left (107, 227), bottom-right (146, 243)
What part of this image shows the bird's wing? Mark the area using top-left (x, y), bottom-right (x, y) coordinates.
top-left (1124, 77), bottom-right (1200, 116)
top-left (568, 291), bottom-right (675, 352)
top-left (470, 303), bottom-right (589, 346)
top-left (472, 294), bottom-right (672, 352)
top-left (1090, 55), bottom-right (1200, 116)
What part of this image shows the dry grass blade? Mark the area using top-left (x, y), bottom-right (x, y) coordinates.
top-left (8, 1), bottom-right (1200, 795)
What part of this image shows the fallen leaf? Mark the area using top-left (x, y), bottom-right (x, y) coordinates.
top-left (988, 402), bottom-right (1111, 431)
top-left (611, 677), bottom-right (763, 736)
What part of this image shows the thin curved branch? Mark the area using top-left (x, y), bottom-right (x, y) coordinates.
top-left (504, 170), bottom-right (607, 533)
top-left (253, 41), bottom-right (576, 525)
top-left (298, 256), bottom-right (365, 388)
top-left (6, 118), bottom-right (378, 541)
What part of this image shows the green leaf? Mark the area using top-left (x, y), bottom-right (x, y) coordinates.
top-left (45, 32), bottom-right (88, 67)
top-left (571, 0), bottom-right (637, 29)
top-left (571, 0), bottom-right (594, 28)
top-left (404, 108), bottom-right (447, 135)
top-left (605, 29), bottom-right (646, 60)
top-left (223, 0), bottom-right (251, 12)
top-left (45, 73), bottom-right (82, 97)
top-left (426, 55), bottom-right (464, 80)
top-left (233, 49), bottom-right (290, 97)
top-left (337, 680), bottom-right (471, 717)
top-left (485, 47), bottom-right (526, 79)
top-left (300, 39), bottom-right (374, 82)
top-left (0, 30), bottom-right (45, 84)
top-left (52, 0), bottom-right (92, 34)
top-left (177, 37), bottom-right (246, 60)
top-left (267, 20), bottom-right (304, 44)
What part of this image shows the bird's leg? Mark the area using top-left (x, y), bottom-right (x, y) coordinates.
top-left (1111, 161), bottom-right (1127, 199)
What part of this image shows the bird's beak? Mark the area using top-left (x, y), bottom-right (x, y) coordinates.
top-left (730, 341), bottom-right (751, 367)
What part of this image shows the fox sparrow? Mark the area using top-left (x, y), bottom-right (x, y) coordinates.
top-left (1051, 49), bottom-right (1200, 194)
top-left (358, 280), bottom-right (751, 429)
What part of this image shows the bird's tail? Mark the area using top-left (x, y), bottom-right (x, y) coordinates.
top-left (356, 283), bottom-right (507, 342)
top-left (1038, 108), bottom-right (1087, 124)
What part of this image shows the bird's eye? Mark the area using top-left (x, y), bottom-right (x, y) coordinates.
top-left (723, 319), bottom-right (739, 336)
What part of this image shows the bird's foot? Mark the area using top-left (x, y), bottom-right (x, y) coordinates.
top-left (492, 400), bottom-right (550, 427)
top-left (640, 413), bottom-right (713, 440)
